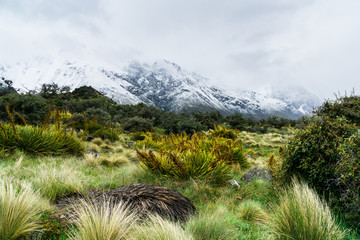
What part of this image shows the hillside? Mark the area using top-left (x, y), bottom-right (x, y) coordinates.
top-left (0, 58), bottom-right (321, 119)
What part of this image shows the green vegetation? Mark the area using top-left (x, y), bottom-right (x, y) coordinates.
top-left (132, 214), bottom-right (192, 240)
top-left (268, 179), bottom-right (345, 240)
top-left (0, 177), bottom-right (50, 239)
top-left (135, 129), bottom-right (256, 183)
top-left (281, 95), bottom-right (360, 229)
top-left (0, 83), bottom-right (359, 239)
top-left (0, 123), bottom-right (84, 156)
top-left (68, 199), bottom-right (136, 240)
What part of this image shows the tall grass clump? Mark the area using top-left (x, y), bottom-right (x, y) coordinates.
top-left (268, 179), bottom-right (346, 240)
top-left (67, 199), bottom-right (136, 240)
top-left (0, 177), bottom-right (49, 239)
top-left (133, 214), bottom-right (193, 240)
top-left (237, 199), bottom-right (269, 224)
top-left (186, 206), bottom-right (237, 240)
top-left (29, 163), bottom-right (86, 201)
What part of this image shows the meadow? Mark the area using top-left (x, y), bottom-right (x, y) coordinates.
top-left (0, 88), bottom-right (360, 239)
top-left (0, 119), bottom-right (357, 240)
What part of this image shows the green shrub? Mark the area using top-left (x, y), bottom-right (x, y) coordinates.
top-left (335, 133), bottom-right (360, 225)
top-left (136, 130), bottom-right (250, 168)
top-left (0, 177), bottom-right (49, 239)
top-left (0, 123), bottom-right (84, 156)
top-left (268, 179), bottom-right (345, 240)
top-left (136, 149), bottom-right (231, 184)
top-left (0, 94), bottom-right (50, 125)
top-left (209, 125), bottom-right (238, 140)
top-left (315, 95), bottom-right (360, 126)
top-left (281, 117), bottom-right (356, 195)
top-left (123, 116), bottom-right (153, 132)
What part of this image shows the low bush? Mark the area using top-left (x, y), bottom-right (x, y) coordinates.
top-left (135, 129), bottom-right (253, 183)
top-left (315, 95), bottom-right (360, 126)
top-left (123, 116), bottom-right (153, 132)
top-left (0, 123), bottom-right (84, 156)
top-left (209, 125), bottom-right (238, 140)
top-left (136, 149), bottom-right (231, 183)
top-left (268, 179), bottom-right (345, 240)
top-left (335, 133), bottom-right (360, 225)
top-left (281, 117), bottom-right (356, 195)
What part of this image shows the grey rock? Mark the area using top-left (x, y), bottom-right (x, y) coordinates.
top-left (127, 141), bottom-right (135, 148)
top-left (227, 179), bottom-right (240, 188)
top-left (241, 166), bottom-right (273, 183)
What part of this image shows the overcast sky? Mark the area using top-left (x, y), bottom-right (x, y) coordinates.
top-left (1, 0), bottom-right (359, 99)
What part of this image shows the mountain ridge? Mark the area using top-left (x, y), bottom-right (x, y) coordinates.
top-left (0, 58), bottom-right (321, 119)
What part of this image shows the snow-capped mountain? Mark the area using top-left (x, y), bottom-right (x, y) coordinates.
top-left (0, 58), bottom-right (321, 119)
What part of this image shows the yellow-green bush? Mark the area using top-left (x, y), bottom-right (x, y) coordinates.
top-left (0, 123), bottom-right (84, 156)
top-left (135, 129), bottom-right (252, 183)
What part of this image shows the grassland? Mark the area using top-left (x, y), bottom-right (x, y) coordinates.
top-left (0, 126), bottom-right (358, 239)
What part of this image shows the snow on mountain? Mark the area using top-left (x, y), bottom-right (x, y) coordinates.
top-left (0, 58), bottom-right (321, 119)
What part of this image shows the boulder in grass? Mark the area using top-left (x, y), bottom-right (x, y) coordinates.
top-left (240, 166), bottom-right (273, 183)
top-left (103, 184), bottom-right (196, 222)
top-left (55, 184), bottom-right (196, 223)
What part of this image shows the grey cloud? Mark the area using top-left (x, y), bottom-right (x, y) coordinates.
top-left (0, 0), bottom-right (359, 99)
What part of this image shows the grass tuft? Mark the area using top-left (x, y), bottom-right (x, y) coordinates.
top-left (0, 177), bottom-right (49, 239)
top-left (133, 214), bottom-right (193, 240)
top-left (29, 163), bottom-right (87, 201)
top-left (237, 199), bottom-right (269, 224)
top-left (67, 199), bottom-right (136, 240)
top-left (268, 178), bottom-right (346, 240)
top-left (186, 206), bottom-right (237, 240)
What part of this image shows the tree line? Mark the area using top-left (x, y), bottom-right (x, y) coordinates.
top-left (0, 83), bottom-right (308, 133)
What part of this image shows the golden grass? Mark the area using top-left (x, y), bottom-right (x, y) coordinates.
top-left (268, 179), bottom-right (346, 240)
top-left (29, 162), bottom-right (87, 201)
top-left (68, 199), bottom-right (137, 240)
top-left (132, 214), bottom-right (193, 240)
top-left (91, 137), bottom-right (103, 146)
top-left (0, 177), bottom-right (50, 239)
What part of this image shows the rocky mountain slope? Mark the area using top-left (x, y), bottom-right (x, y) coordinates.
top-left (0, 58), bottom-right (321, 119)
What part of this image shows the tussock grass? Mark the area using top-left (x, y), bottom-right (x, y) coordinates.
top-left (100, 143), bottom-right (114, 153)
top-left (85, 152), bottom-right (130, 167)
top-left (0, 177), bottom-right (49, 239)
top-left (268, 179), bottom-right (346, 240)
top-left (186, 206), bottom-right (237, 240)
top-left (91, 137), bottom-right (103, 146)
top-left (67, 199), bottom-right (136, 240)
top-left (237, 199), bottom-right (269, 224)
top-left (237, 179), bottom-right (273, 202)
top-left (87, 143), bottom-right (100, 153)
top-left (29, 163), bottom-right (86, 201)
top-left (133, 214), bottom-right (193, 240)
